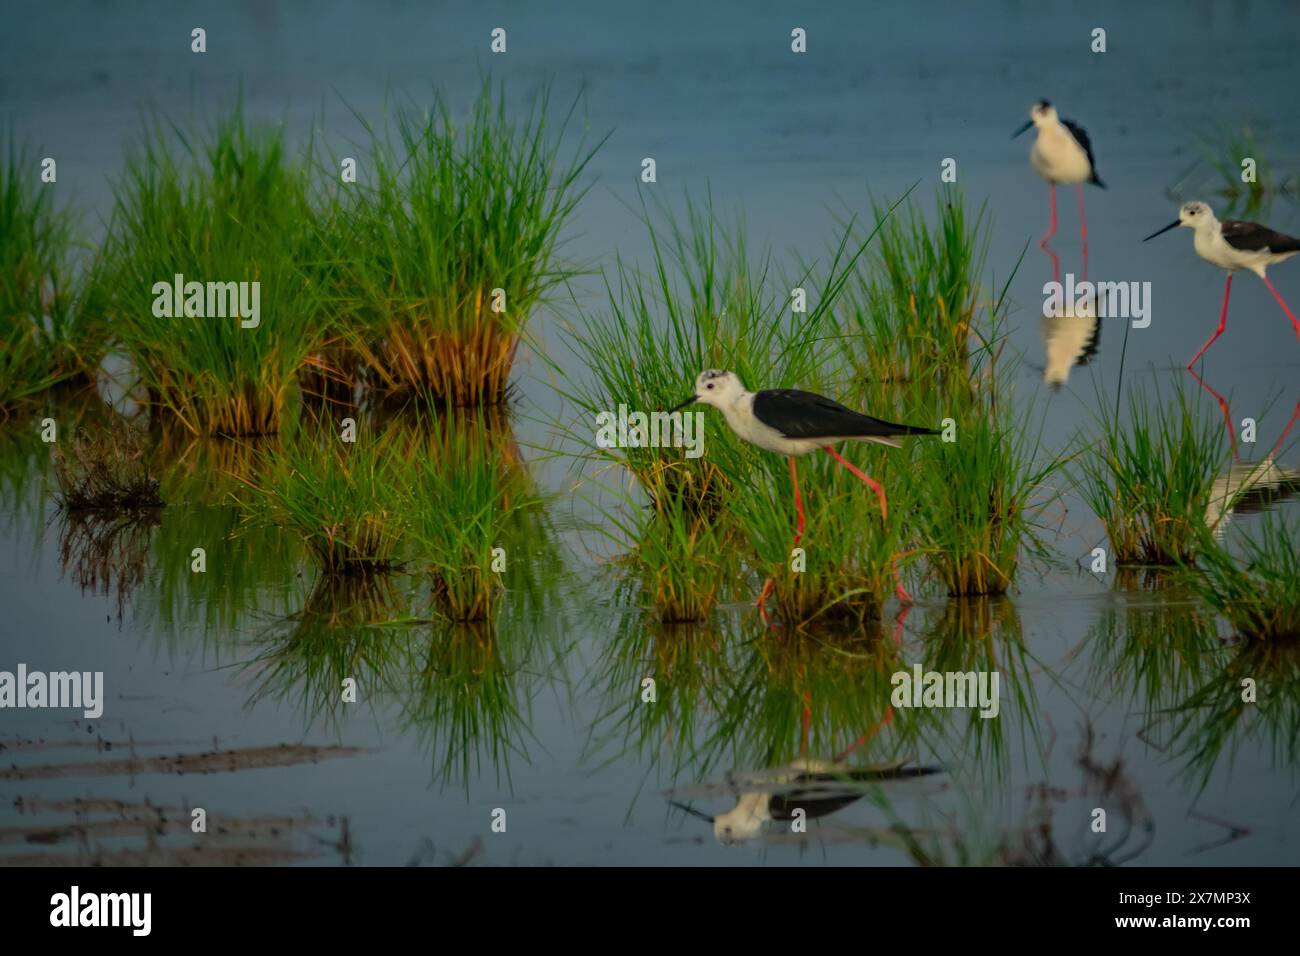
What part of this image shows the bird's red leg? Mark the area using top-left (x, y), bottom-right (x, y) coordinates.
top-left (833, 707), bottom-right (893, 764)
top-left (1268, 397), bottom-right (1300, 459)
top-left (757, 455), bottom-right (805, 615)
top-left (1261, 274), bottom-right (1300, 343)
top-left (800, 687), bottom-right (811, 758)
top-left (1076, 184), bottom-right (1089, 280)
top-left (822, 447), bottom-right (912, 604)
top-left (1187, 272), bottom-right (1233, 369)
top-left (1039, 183), bottom-right (1057, 249)
top-left (1187, 366), bottom-right (1238, 461)
top-left (823, 446), bottom-right (887, 519)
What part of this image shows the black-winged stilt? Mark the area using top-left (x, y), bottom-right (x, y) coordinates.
top-left (1014, 100), bottom-right (1105, 260)
top-left (669, 758), bottom-right (940, 845)
top-left (1143, 201), bottom-right (1300, 367)
top-left (668, 369), bottom-right (937, 607)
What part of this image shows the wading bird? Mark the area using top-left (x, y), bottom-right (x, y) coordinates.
top-left (670, 758), bottom-right (941, 846)
top-left (1014, 100), bottom-right (1105, 259)
top-left (1143, 201), bottom-right (1300, 367)
top-left (668, 369), bottom-right (936, 608)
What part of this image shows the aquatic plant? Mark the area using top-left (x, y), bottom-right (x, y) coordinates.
top-left (1181, 512), bottom-right (1300, 642)
top-left (730, 447), bottom-right (906, 627)
top-left (626, 490), bottom-right (734, 623)
top-left (406, 410), bottom-right (541, 622)
top-left (96, 100), bottom-right (328, 436)
top-left (239, 427), bottom-right (409, 574)
top-left (0, 133), bottom-right (88, 412)
top-left (329, 81), bottom-right (604, 405)
top-left (837, 190), bottom-right (997, 389)
top-left (908, 377), bottom-right (1066, 596)
top-left (52, 418), bottom-right (164, 511)
top-left (1078, 380), bottom-right (1228, 565)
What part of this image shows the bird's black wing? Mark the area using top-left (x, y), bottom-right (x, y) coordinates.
top-left (753, 389), bottom-right (937, 440)
top-left (1221, 220), bottom-right (1300, 254)
top-left (769, 766), bottom-right (944, 821)
top-left (1062, 118), bottom-right (1105, 187)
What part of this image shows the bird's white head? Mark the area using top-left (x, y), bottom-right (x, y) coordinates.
top-left (1177, 200), bottom-right (1217, 229)
top-left (1013, 100), bottom-right (1057, 139)
top-left (671, 368), bottom-right (747, 413)
top-left (1029, 99), bottom-right (1058, 126)
top-left (1144, 200), bottom-right (1217, 243)
top-left (713, 802), bottom-right (764, 846)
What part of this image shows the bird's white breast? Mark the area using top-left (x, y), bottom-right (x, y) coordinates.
top-left (721, 392), bottom-right (820, 455)
top-left (1194, 227), bottom-right (1274, 276)
top-left (1031, 123), bottom-right (1092, 185)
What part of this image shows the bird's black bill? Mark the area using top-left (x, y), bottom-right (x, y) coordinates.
top-left (668, 800), bottom-right (714, 823)
top-left (667, 396), bottom-right (698, 414)
top-left (1143, 220), bottom-right (1180, 242)
top-left (1011, 119), bottom-right (1033, 138)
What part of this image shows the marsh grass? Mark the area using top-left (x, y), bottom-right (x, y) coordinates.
top-left (1079, 380), bottom-right (1228, 565)
top-left (407, 410), bottom-right (541, 622)
top-left (909, 375), bottom-right (1066, 596)
top-left (1181, 513), bottom-right (1300, 642)
top-left (838, 191), bottom-right (994, 389)
top-left (52, 419), bottom-right (164, 511)
top-left (731, 450), bottom-right (904, 627)
top-left (0, 133), bottom-right (89, 411)
top-left (97, 100), bottom-right (327, 436)
top-left (328, 82), bottom-right (604, 405)
top-left (239, 428), bottom-right (408, 574)
top-left (619, 492), bottom-right (733, 623)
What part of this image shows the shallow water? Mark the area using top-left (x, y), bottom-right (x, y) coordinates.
top-left (2, 0), bottom-right (1299, 865)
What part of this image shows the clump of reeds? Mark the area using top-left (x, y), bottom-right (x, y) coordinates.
top-left (837, 190), bottom-right (994, 389)
top-left (1180, 513), bottom-right (1300, 642)
top-left (96, 100), bottom-right (328, 436)
top-left (731, 450), bottom-right (902, 627)
top-left (239, 428), bottom-right (408, 574)
top-left (330, 81), bottom-right (603, 405)
top-left (52, 420), bottom-right (164, 511)
top-left (629, 488), bottom-right (732, 623)
top-left (1079, 382), bottom-right (1228, 565)
top-left (0, 132), bottom-right (90, 413)
top-left (909, 380), bottom-right (1066, 596)
top-left (407, 411), bottom-right (539, 622)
